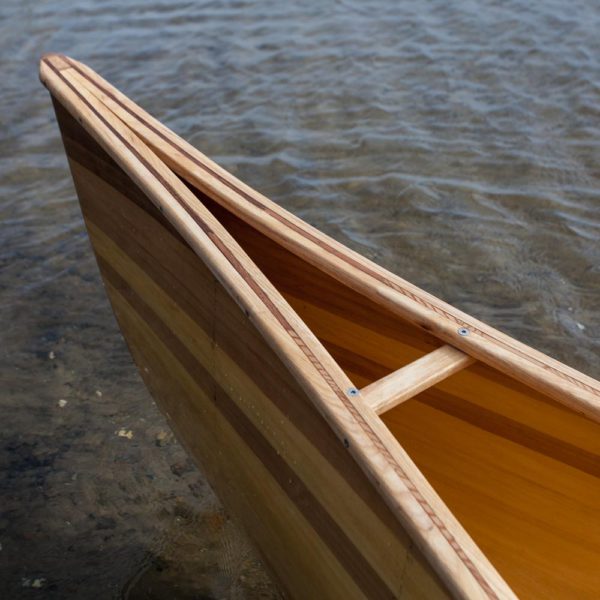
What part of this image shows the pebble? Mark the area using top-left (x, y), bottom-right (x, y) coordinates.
top-left (58, 399), bottom-right (68, 408)
top-left (48, 351), bottom-right (55, 360)
top-left (95, 390), bottom-right (103, 397)
top-left (155, 431), bottom-right (170, 447)
top-left (576, 322), bottom-right (585, 331)
top-left (22, 577), bottom-right (46, 588)
top-left (117, 429), bottom-right (134, 440)
top-left (170, 461), bottom-right (192, 477)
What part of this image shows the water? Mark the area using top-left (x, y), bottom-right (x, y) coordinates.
top-left (1, 1), bottom-right (599, 597)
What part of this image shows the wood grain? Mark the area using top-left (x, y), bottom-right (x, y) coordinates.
top-left (383, 392), bottom-right (600, 599)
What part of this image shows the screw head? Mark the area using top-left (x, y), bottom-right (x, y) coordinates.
top-left (347, 387), bottom-right (359, 397)
top-left (458, 327), bottom-right (470, 336)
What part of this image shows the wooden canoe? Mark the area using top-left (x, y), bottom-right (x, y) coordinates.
top-left (40, 54), bottom-right (600, 600)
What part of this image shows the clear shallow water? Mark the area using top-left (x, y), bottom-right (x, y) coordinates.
top-left (1, 1), bottom-right (599, 598)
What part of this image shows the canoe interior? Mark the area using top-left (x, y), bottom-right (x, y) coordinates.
top-left (181, 179), bottom-right (444, 384)
top-left (184, 181), bottom-right (600, 599)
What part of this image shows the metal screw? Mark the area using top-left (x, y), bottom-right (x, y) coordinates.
top-left (347, 387), bottom-right (359, 397)
top-left (458, 327), bottom-right (470, 336)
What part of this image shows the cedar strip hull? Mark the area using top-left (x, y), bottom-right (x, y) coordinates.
top-left (42, 54), bottom-right (600, 600)
top-left (52, 101), bottom-right (450, 599)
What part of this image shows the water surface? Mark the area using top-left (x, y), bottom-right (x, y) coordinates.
top-left (1, 1), bottom-right (599, 598)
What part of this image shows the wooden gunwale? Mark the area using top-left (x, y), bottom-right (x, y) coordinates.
top-left (49, 54), bottom-right (600, 423)
top-left (40, 55), bottom-right (517, 599)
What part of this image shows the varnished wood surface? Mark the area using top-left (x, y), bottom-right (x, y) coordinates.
top-left (40, 53), bottom-right (600, 600)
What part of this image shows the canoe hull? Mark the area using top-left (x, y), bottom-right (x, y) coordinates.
top-left (53, 99), bottom-right (451, 599)
top-left (42, 53), bottom-right (600, 600)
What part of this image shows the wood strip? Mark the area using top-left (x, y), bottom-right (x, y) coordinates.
top-left (362, 345), bottom-right (475, 415)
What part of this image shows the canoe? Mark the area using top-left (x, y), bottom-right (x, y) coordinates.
top-left (40, 54), bottom-right (600, 600)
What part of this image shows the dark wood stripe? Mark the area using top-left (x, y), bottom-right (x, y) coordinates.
top-left (61, 55), bottom-right (600, 403)
top-left (99, 254), bottom-right (397, 599)
top-left (46, 58), bottom-right (500, 598)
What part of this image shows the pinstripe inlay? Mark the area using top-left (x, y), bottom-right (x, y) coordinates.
top-left (60, 55), bottom-right (600, 402)
top-left (45, 57), bottom-right (502, 598)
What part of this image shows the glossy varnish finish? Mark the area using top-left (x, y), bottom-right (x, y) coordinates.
top-left (41, 54), bottom-right (600, 599)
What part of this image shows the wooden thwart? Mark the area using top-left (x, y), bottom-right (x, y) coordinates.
top-left (362, 345), bottom-right (475, 415)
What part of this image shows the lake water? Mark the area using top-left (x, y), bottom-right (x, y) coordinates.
top-left (1, 1), bottom-right (598, 598)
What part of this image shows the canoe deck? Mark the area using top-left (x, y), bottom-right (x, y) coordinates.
top-left (41, 54), bottom-right (600, 600)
